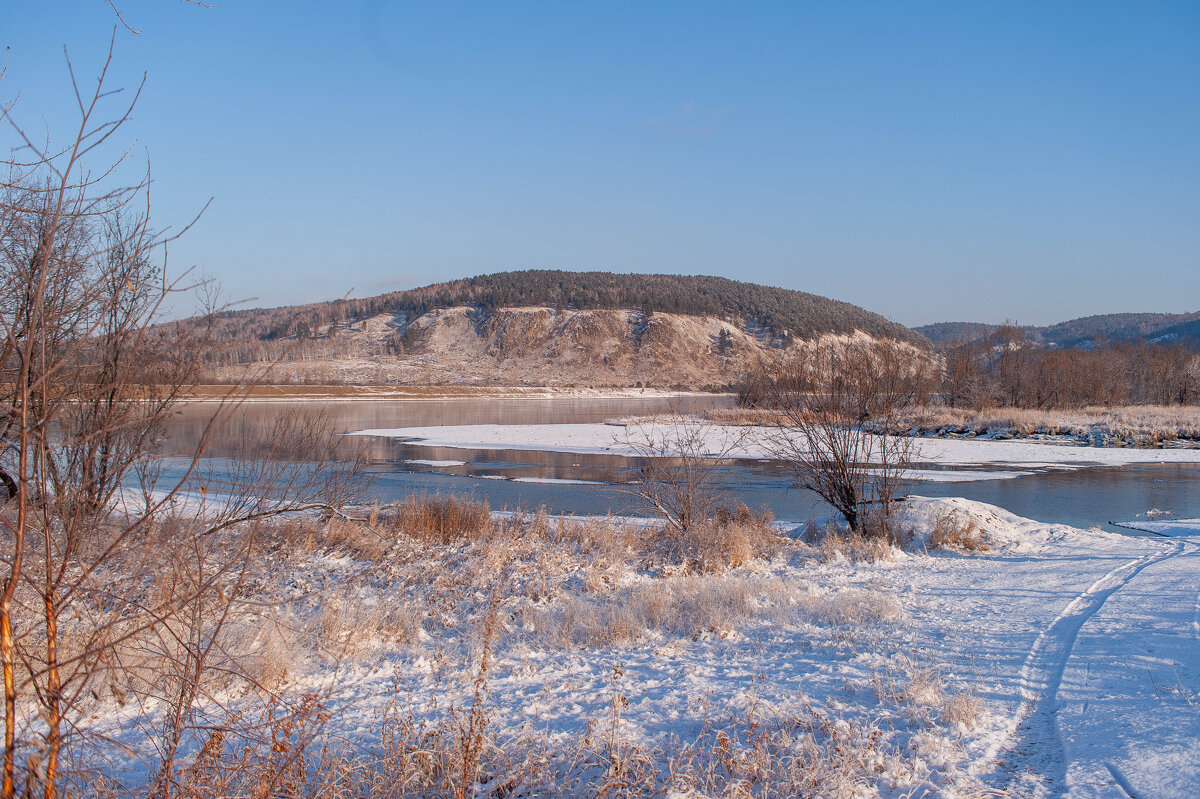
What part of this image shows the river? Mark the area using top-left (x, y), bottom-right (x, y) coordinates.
top-left (164, 396), bottom-right (1200, 532)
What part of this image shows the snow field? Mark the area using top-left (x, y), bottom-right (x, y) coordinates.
top-left (82, 497), bottom-right (1200, 797)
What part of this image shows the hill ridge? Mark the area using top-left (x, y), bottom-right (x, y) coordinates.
top-left (217, 270), bottom-right (926, 348)
top-left (917, 310), bottom-right (1200, 349)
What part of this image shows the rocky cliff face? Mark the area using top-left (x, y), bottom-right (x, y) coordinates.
top-left (214, 307), bottom-right (792, 387)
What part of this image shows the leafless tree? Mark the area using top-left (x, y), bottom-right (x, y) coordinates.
top-left (762, 338), bottom-right (923, 536)
top-left (618, 414), bottom-right (747, 535)
top-left (1, 44), bottom-right (367, 798)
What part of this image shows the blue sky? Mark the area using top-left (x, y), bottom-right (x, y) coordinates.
top-left (4, 1), bottom-right (1198, 326)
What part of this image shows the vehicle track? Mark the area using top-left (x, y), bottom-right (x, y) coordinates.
top-left (1192, 545), bottom-right (1200, 642)
top-left (999, 540), bottom-right (1186, 796)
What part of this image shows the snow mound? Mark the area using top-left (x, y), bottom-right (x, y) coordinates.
top-left (896, 495), bottom-right (1080, 551)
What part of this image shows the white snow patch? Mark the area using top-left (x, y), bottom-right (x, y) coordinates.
top-left (1115, 518), bottom-right (1200, 538)
top-left (350, 422), bottom-right (1200, 471)
top-left (510, 477), bottom-right (603, 485)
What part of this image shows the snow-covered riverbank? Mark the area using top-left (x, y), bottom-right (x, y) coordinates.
top-left (86, 497), bottom-right (1200, 797)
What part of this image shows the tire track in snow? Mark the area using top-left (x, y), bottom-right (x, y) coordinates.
top-left (995, 540), bottom-right (1185, 796)
top-left (1190, 544), bottom-right (1200, 642)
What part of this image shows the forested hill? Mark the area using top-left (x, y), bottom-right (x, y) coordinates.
top-left (231, 270), bottom-right (925, 346)
top-left (917, 310), bottom-right (1200, 349)
top-left (1038, 311), bottom-right (1200, 348)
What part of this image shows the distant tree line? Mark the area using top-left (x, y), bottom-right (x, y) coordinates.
top-left (737, 327), bottom-right (1199, 411)
top-left (940, 327), bottom-right (1199, 408)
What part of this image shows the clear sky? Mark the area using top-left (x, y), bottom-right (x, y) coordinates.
top-left (4, 1), bottom-right (1198, 327)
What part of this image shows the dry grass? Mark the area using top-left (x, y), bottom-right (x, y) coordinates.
top-left (313, 514), bottom-right (392, 559)
top-left (814, 526), bottom-right (901, 563)
top-left (801, 511), bottom-right (913, 562)
top-left (898, 404), bottom-right (1200, 446)
top-left (707, 403), bottom-right (1200, 446)
top-left (525, 576), bottom-right (756, 647)
top-left (872, 650), bottom-right (985, 736)
top-left (791, 584), bottom-right (905, 627)
top-left (60, 502), bottom-right (1000, 799)
top-left (703, 406), bottom-right (790, 427)
top-left (927, 509), bottom-right (989, 552)
top-left (646, 503), bottom-right (782, 574)
top-left (524, 574), bottom-right (903, 649)
top-left (386, 494), bottom-right (493, 544)
top-left (153, 683), bottom-right (954, 799)
top-left (942, 691), bottom-right (984, 730)
top-left (314, 587), bottom-right (425, 651)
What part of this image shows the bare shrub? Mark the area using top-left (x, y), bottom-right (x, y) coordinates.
top-left (928, 510), bottom-right (988, 552)
top-left (619, 414), bottom-right (748, 534)
top-left (1, 47), bottom-right (368, 794)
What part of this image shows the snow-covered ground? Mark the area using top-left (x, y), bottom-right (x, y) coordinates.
top-left (85, 498), bottom-right (1200, 797)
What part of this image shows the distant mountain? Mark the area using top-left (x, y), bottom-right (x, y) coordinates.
top-left (1037, 312), bottom-right (1200, 348)
top-left (1153, 318), bottom-right (1200, 344)
top-left (918, 311), bottom-right (1200, 350)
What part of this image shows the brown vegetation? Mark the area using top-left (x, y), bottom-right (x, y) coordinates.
top-left (389, 495), bottom-right (493, 545)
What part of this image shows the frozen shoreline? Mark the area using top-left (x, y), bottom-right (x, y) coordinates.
top-left (349, 421), bottom-right (1200, 473)
top-left (182, 385), bottom-right (727, 403)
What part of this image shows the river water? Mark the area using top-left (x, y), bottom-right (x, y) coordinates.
top-left (165, 397), bottom-right (1200, 533)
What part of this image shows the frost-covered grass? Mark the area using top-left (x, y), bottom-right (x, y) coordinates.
top-left (68, 496), bottom-right (1200, 798)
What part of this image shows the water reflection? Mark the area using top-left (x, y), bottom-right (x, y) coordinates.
top-left (164, 398), bottom-right (1200, 533)
top-left (165, 395), bottom-right (734, 458)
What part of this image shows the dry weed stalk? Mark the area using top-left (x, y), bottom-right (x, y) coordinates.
top-left (452, 578), bottom-right (502, 799)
